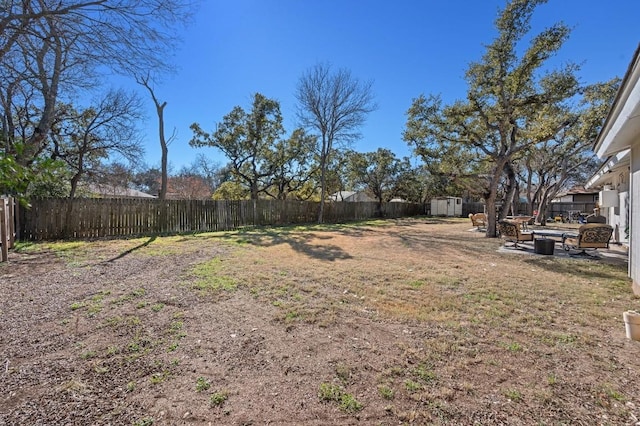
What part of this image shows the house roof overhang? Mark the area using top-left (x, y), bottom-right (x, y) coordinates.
top-left (594, 43), bottom-right (640, 159)
top-left (586, 149), bottom-right (631, 189)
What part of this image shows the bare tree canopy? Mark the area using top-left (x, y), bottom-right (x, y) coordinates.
top-left (47, 89), bottom-right (144, 198)
top-left (296, 64), bottom-right (376, 145)
top-left (295, 63), bottom-right (376, 222)
top-left (1, 0), bottom-right (196, 168)
top-left (0, 0), bottom-right (194, 67)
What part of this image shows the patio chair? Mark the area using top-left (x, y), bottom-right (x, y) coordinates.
top-left (562, 223), bottom-right (613, 256)
top-left (469, 213), bottom-right (487, 230)
top-left (497, 220), bottom-right (534, 249)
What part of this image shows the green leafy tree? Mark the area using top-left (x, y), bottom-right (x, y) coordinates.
top-left (191, 93), bottom-right (313, 200)
top-left (404, 102), bottom-right (485, 200)
top-left (404, 0), bottom-right (584, 236)
top-left (211, 181), bottom-right (249, 200)
top-left (0, 146), bottom-right (30, 196)
top-left (392, 164), bottom-right (429, 203)
top-left (346, 148), bottom-right (408, 212)
top-left (25, 158), bottom-right (73, 198)
top-left (0, 143), bottom-right (69, 200)
top-left (321, 149), bottom-right (352, 201)
top-left (288, 180), bottom-right (321, 201)
top-left (519, 79), bottom-right (620, 223)
top-left (190, 93), bottom-right (284, 199)
top-left (263, 129), bottom-right (317, 200)
top-left (132, 166), bottom-right (162, 197)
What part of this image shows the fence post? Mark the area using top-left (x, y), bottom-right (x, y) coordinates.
top-left (8, 197), bottom-right (15, 248)
top-left (1, 197), bottom-right (8, 262)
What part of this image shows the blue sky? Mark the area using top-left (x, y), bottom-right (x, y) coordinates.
top-left (123, 0), bottom-right (640, 172)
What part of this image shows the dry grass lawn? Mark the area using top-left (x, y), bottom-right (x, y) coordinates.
top-left (1, 217), bottom-right (638, 425)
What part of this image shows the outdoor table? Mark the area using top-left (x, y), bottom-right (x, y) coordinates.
top-left (533, 229), bottom-right (570, 239)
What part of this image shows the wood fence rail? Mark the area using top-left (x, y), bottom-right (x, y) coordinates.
top-left (19, 198), bottom-right (425, 241)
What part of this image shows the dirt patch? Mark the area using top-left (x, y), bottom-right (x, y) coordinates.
top-left (1, 218), bottom-right (638, 425)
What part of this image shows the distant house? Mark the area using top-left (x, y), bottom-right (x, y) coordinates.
top-left (587, 43), bottom-right (639, 296)
top-left (87, 184), bottom-right (156, 199)
top-left (327, 191), bottom-right (375, 202)
top-left (552, 186), bottom-right (599, 203)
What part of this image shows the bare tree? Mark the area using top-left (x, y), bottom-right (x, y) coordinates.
top-left (0, 0), bottom-right (195, 167)
top-left (295, 63), bottom-right (376, 223)
top-left (48, 89), bottom-right (144, 198)
top-left (0, 0), bottom-right (109, 61)
top-left (166, 172), bottom-right (213, 199)
top-left (136, 74), bottom-right (177, 200)
top-left (192, 154), bottom-right (228, 193)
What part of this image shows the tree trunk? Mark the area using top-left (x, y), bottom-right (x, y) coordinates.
top-left (160, 143), bottom-right (168, 200)
top-left (484, 158), bottom-right (508, 238)
top-left (318, 168), bottom-right (326, 223)
top-left (69, 173), bottom-right (81, 199)
top-left (157, 101), bottom-right (168, 200)
top-left (137, 76), bottom-right (169, 200)
top-left (22, 16), bottom-right (63, 167)
top-left (317, 137), bottom-right (328, 224)
top-left (502, 162), bottom-right (518, 217)
top-left (485, 193), bottom-right (498, 238)
top-left (536, 187), bottom-right (552, 227)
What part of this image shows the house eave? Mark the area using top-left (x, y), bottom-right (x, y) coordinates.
top-left (586, 149), bottom-right (631, 189)
top-left (594, 43), bottom-right (640, 158)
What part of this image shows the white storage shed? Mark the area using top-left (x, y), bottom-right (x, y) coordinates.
top-left (430, 196), bottom-right (463, 217)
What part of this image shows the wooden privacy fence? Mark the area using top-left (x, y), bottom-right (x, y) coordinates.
top-left (1, 196), bottom-right (16, 262)
top-left (19, 198), bottom-right (425, 241)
